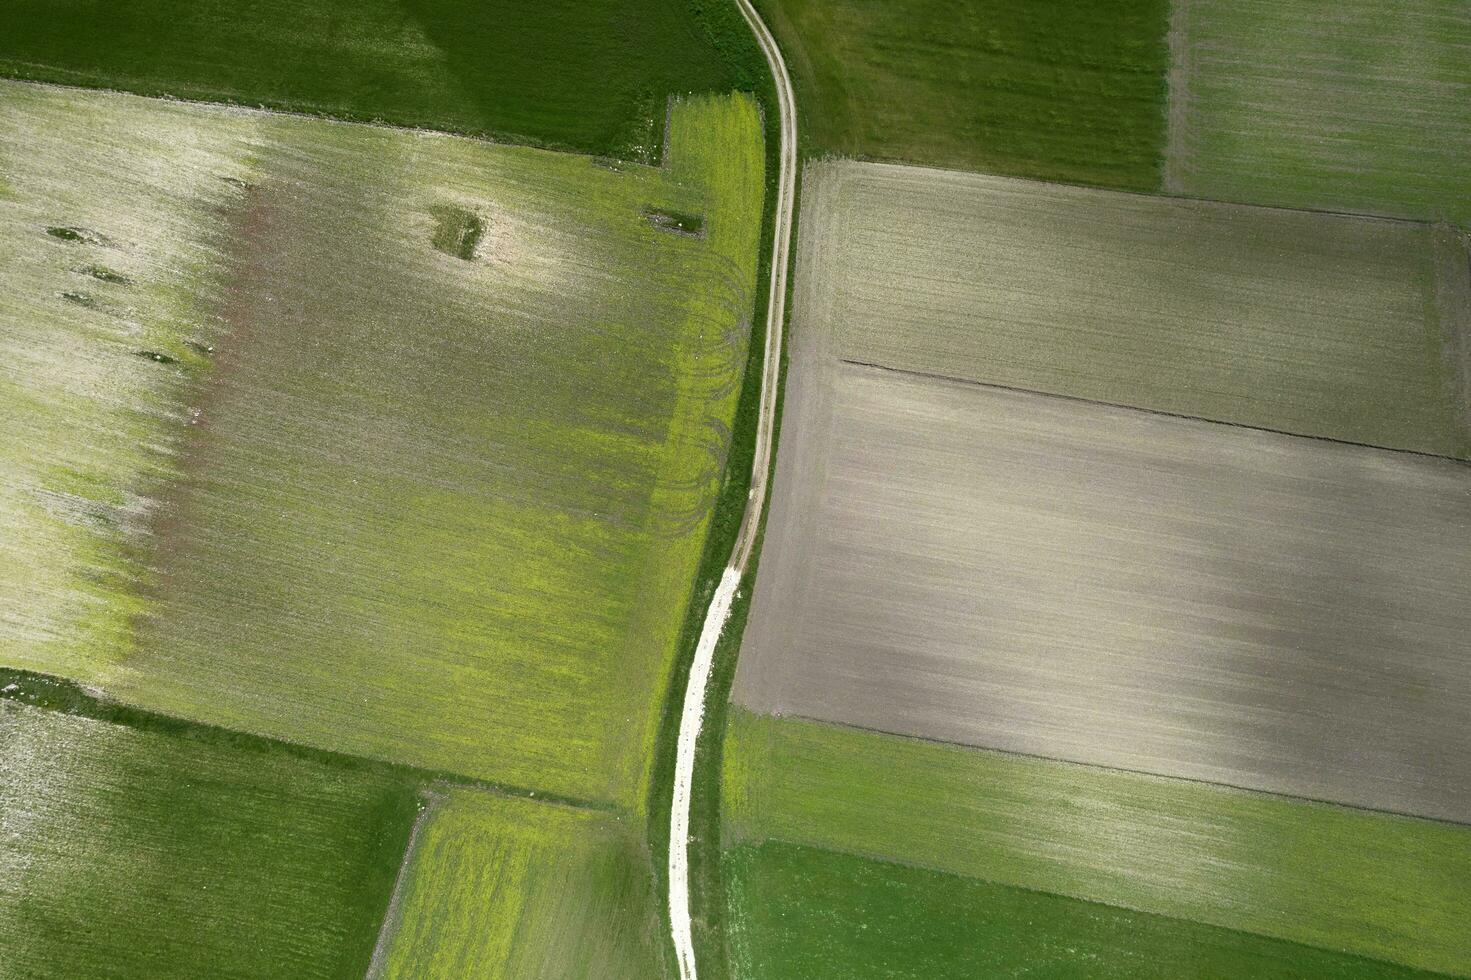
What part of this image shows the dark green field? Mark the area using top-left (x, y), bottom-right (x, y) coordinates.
top-left (752, 0), bottom-right (1171, 189)
top-left (0, 0), bottom-right (740, 158)
top-left (0, 697), bottom-right (419, 979)
top-left (726, 841), bottom-right (1440, 979)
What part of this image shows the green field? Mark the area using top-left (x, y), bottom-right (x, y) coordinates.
top-left (723, 710), bottom-right (1471, 976)
top-left (0, 0), bottom-right (741, 160)
top-left (1167, 0), bottom-right (1471, 226)
top-left (376, 788), bottom-right (664, 977)
top-left (726, 841), bottom-right (1436, 979)
top-left (752, 0), bottom-right (1171, 189)
top-left (1, 81), bottom-right (764, 810)
top-left (0, 698), bottom-right (418, 978)
top-left (795, 160), bottom-right (1471, 456)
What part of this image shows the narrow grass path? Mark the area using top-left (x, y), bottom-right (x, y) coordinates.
top-left (666, 2), bottom-right (798, 977)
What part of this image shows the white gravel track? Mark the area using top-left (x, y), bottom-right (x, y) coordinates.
top-left (666, 2), bottom-right (797, 977)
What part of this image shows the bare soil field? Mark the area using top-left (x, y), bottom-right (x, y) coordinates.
top-left (735, 362), bottom-right (1471, 823)
top-left (1165, 0), bottom-right (1471, 227)
top-left (797, 161), bottom-right (1471, 457)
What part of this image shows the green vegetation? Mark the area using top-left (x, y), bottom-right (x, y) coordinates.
top-left (376, 788), bottom-right (664, 977)
top-left (1167, 0), bottom-right (1471, 226)
top-left (724, 710), bottom-right (1471, 976)
top-left (752, 0), bottom-right (1171, 189)
top-left (0, 82), bottom-right (762, 812)
top-left (428, 205), bottom-right (483, 259)
top-left (727, 841), bottom-right (1438, 979)
top-left (798, 160), bottom-right (1471, 456)
top-left (0, 0), bottom-right (743, 160)
top-left (0, 699), bottom-right (418, 979)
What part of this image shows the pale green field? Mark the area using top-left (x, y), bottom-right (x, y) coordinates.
top-left (0, 82), bottom-right (764, 810)
top-left (0, 699), bottom-right (418, 978)
top-left (796, 160), bottom-right (1471, 456)
top-left (0, 86), bottom-right (252, 683)
top-left (723, 710), bottom-right (1471, 976)
top-left (1167, 0), bottom-right (1471, 226)
top-left (376, 787), bottom-right (664, 978)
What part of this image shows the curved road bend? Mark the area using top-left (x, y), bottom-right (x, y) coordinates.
top-left (667, 1), bottom-right (798, 978)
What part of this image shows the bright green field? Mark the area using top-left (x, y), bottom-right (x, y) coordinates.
top-left (0, 82), bottom-right (764, 810)
top-left (752, 0), bottom-right (1171, 189)
top-left (723, 710), bottom-right (1471, 976)
top-left (0, 0), bottom-right (739, 160)
top-left (1167, 0), bottom-right (1471, 225)
top-left (377, 787), bottom-right (664, 977)
top-left (726, 841), bottom-right (1439, 979)
top-left (0, 699), bottom-right (418, 979)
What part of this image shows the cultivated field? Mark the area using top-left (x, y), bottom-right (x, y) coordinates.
top-left (738, 364), bottom-right (1471, 822)
top-left (1166, 0), bottom-right (1471, 226)
top-left (751, 0), bottom-right (1171, 189)
top-left (796, 161), bottom-right (1471, 456)
top-left (723, 711), bottom-right (1471, 976)
top-left (1, 82), bottom-right (764, 810)
top-left (0, 84), bottom-right (250, 683)
top-left (0, 0), bottom-right (741, 160)
top-left (375, 788), bottom-right (663, 978)
top-left (725, 841), bottom-right (1427, 979)
top-left (0, 698), bottom-right (418, 978)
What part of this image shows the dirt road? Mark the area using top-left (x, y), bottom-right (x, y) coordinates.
top-left (666, 1), bottom-right (797, 977)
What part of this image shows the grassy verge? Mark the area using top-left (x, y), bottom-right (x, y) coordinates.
top-left (643, 3), bottom-right (797, 977)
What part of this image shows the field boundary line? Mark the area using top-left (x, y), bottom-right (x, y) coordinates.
top-left (0, 75), bottom-right (667, 166)
top-left (364, 788), bottom-right (446, 980)
top-left (841, 358), bottom-right (1471, 466)
top-left (0, 669), bottom-right (622, 815)
top-left (832, 153), bottom-right (1459, 231)
top-left (666, 0), bottom-right (799, 976)
top-left (764, 710), bottom-right (1471, 831)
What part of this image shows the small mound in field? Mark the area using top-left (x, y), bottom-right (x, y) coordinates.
top-left (134, 350), bottom-right (179, 365)
top-left (80, 266), bottom-right (133, 285)
top-left (429, 206), bottom-right (483, 261)
top-left (645, 207), bottom-right (704, 236)
top-left (59, 290), bottom-right (96, 307)
top-left (46, 225), bottom-right (107, 245)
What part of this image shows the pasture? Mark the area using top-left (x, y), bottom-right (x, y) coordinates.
top-left (1166, 0), bottom-right (1471, 226)
top-left (796, 160), bottom-right (1471, 456)
top-left (725, 841), bottom-right (1430, 979)
top-left (0, 0), bottom-right (740, 160)
top-left (751, 0), bottom-right (1171, 189)
top-left (375, 788), bottom-right (663, 978)
top-left (1, 82), bottom-right (764, 810)
top-left (0, 698), bottom-right (418, 978)
top-left (737, 364), bottom-right (1471, 822)
top-left (723, 710), bottom-right (1471, 977)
